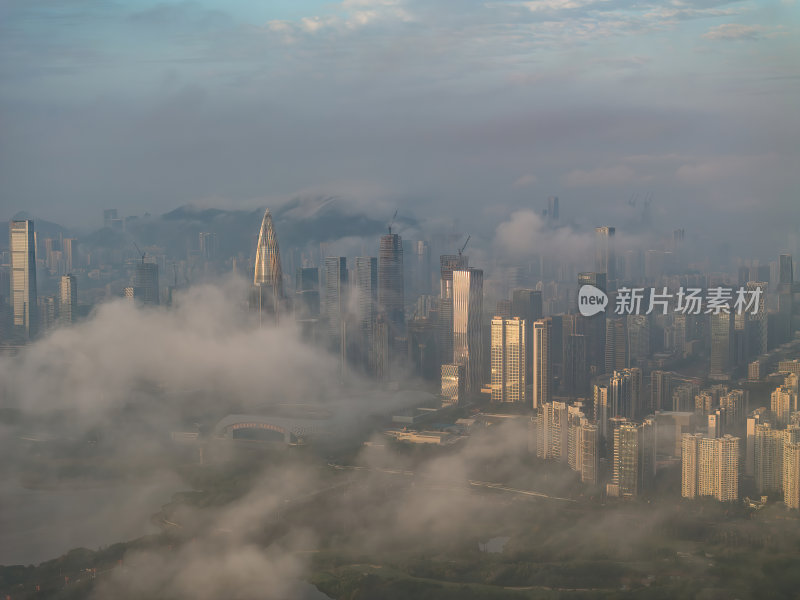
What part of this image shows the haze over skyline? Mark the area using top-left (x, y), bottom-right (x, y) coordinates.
top-left (1, 0), bottom-right (798, 247)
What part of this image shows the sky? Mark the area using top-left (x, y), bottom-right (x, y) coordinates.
top-left (0, 0), bottom-right (798, 250)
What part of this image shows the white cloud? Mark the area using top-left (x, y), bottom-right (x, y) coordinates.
top-left (702, 23), bottom-right (770, 41)
top-left (512, 173), bottom-right (538, 188)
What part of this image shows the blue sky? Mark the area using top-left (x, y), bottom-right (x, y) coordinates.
top-left (0, 0), bottom-right (797, 253)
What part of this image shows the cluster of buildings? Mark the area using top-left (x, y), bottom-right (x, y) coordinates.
top-left (5, 202), bottom-right (800, 510)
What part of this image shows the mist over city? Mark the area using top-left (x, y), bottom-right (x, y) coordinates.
top-left (1, 1), bottom-right (799, 599)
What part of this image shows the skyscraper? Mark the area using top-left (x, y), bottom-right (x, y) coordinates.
top-left (252, 208), bottom-right (284, 319)
top-left (745, 281), bottom-right (768, 358)
top-left (294, 267), bottom-right (320, 320)
top-left (578, 272), bottom-right (607, 373)
top-left (784, 429), bottom-right (800, 510)
top-left (324, 257), bottom-right (348, 344)
top-left (355, 257), bottom-right (378, 369)
top-left (453, 268), bottom-right (484, 394)
top-left (532, 318), bottom-right (552, 409)
top-left (490, 317), bottom-right (526, 404)
top-left (651, 371), bottom-right (673, 412)
top-left (10, 220), bottom-right (38, 339)
top-left (441, 363), bottom-right (465, 406)
top-left (62, 238), bottom-right (77, 272)
top-left (547, 196), bottom-right (559, 223)
top-left (710, 311), bottom-right (735, 380)
top-left (59, 274), bottom-right (77, 325)
top-left (378, 232), bottom-right (404, 337)
top-left (605, 318), bottom-right (627, 373)
top-left (199, 232), bottom-right (218, 260)
top-left (134, 262), bottom-right (159, 306)
top-left (595, 226), bottom-right (616, 287)
top-left (438, 254), bottom-right (468, 366)
top-left (414, 241), bottom-right (431, 297)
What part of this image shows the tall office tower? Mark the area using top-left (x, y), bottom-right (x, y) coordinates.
top-left (547, 196), bottom-right (559, 224)
top-left (40, 296), bottom-right (57, 331)
top-left (578, 272), bottom-right (607, 373)
top-left (532, 318), bottom-right (552, 409)
top-left (609, 368), bottom-right (642, 420)
top-left (252, 208), bottom-right (285, 319)
top-left (777, 254), bottom-right (795, 346)
top-left (373, 315), bottom-right (390, 382)
top-left (710, 311), bottom-right (735, 380)
top-left (132, 261), bottom-right (159, 306)
top-left (746, 409), bottom-right (766, 476)
top-left (294, 267), bottom-right (320, 319)
top-left (441, 363), bottom-right (465, 406)
top-left (62, 238), bottom-right (76, 272)
top-left (755, 423), bottom-right (784, 494)
top-left (605, 318), bottom-right (627, 373)
top-left (720, 389), bottom-right (747, 427)
top-left (771, 384), bottom-right (797, 427)
top-left (595, 226), bottom-right (616, 288)
top-left (438, 254), bottom-right (469, 365)
top-left (611, 419), bottom-right (655, 498)
top-left (355, 257), bottom-right (378, 367)
top-left (511, 289), bottom-right (543, 323)
top-left (378, 232), bottom-right (404, 337)
top-left (103, 209), bottom-right (116, 228)
top-left (651, 371), bottom-right (673, 412)
top-left (453, 268), bottom-right (484, 394)
top-left (10, 220), bottom-right (38, 339)
top-left (490, 317), bottom-right (527, 403)
top-left (414, 241), bottom-right (431, 297)
top-left (594, 384), bottom-right (610, 438)
top-left (780, 254), bottom-right (794, 286)
top-left (745, 281), bottom-right (768, 358)
top-left (495, 300), bottom-right (512, 318)
top-left (59, 275), bottom-right (77, 325)
top-left (199, 232), bottom-right (218, 260)
top-left (537, 401), bottom-right (568, 462)
top-left (681, 433), bottom-right (703, 499)
top-left (408, 317), bottom-right (438, 379)
top-left (563, 333), bottom-right (588, 398)
top-left (579, 422), bottom-right (599, 485)
top-left (627, 314), bottom-right (650, 367)
top-left (324, 257), bottom-right (348, 344)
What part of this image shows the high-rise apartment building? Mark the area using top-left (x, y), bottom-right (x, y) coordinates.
top-left (490, 317), bottom-right (527, 403)
top-left (755, 423), bottom-right (784, 494)
top-left (611, 419), bottom-right (655, 497)
top-left (683, 434), bottom-right (739, 502)
top-left (537, 401), bottom-right (568, 462)
top-left (10, 220), bottom-right (38, 339)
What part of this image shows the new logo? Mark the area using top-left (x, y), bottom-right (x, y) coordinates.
top-left (578, 285), bottom-right (608, 317)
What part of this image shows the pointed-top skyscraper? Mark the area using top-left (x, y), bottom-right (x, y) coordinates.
top-left (254, 209), bottom-right (284, 294)
top-left (251, 208), bottom-right (285, 321)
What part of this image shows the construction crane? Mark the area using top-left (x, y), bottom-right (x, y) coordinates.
top-left (458, 235), bottom-right (471, 258)
top-left (388, 209), bottom-right (398, 235)
top-left (132, 241), bottom-right (146, 264)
